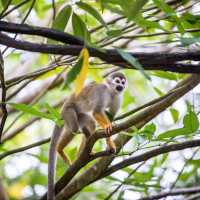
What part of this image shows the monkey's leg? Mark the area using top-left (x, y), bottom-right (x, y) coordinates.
top-left (57, 107), bottom-right (79, 165)
top-left (76, 135), bottom-right (87, 158)
top-left (77, 113), bottom-right (96, 156)
top-left (93, 112), bottom-right (116, 153)
top-left (56, 131), bottom-right (74, 165)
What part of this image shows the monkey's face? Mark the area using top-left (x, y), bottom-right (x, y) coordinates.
top-left (107, 73), bottom-right (127, 94)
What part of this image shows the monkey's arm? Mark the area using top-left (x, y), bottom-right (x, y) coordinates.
top-left (93, 112), bottom-right (112, 134)
top-left (93, 111), bottom-right (116, 152)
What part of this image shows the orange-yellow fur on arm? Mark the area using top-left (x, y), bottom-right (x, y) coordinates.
top-left (93, 112), bottom-right (112, 134)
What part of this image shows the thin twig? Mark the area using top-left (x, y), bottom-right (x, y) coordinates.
top-left (0, 0), bottom-right (12, 18)
top-left (104, 162), bottom-right (146, 200)
top-left (52, 0), bottom-right (56, 20)
top-left (0, 52), bottom-right (7, 142)
top-left (0, 0), bottom-right (31, 19)
top-left (0, 138), bottom-right (50, 160)
top-left (138, 186), bottom-right (200, 200)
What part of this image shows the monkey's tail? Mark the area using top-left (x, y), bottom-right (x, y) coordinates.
top-left (48, 125), bottom-right (63, 200)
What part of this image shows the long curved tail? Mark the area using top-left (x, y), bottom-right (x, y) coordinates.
top-left (47, 125), bottom-right (63, 200)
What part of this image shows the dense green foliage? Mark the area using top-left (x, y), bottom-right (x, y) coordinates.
top-left (0, 0), bottom-right (200, 200)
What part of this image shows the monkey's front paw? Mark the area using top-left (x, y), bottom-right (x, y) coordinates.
top-left (104, 123), bottom-right (112, 135)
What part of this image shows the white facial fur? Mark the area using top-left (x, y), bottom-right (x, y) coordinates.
top-left (106, 75), bottom-right (126, 94)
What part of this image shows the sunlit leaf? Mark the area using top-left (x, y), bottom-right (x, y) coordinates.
top-left (8, 182), bottom-right (26, 199)
top-left (76, 1), bottom-right (107, 29)
top-left (9, 103), bottom-right (64, 126)
top-left (183, 111), bottom-right (199, 132)
top-left (134, 14), bottom-right (165, 31)
top-left (170, 108), bottom-right (179, 123)
top-left (140, 123), bottom-right (156, 140)
top-left (72, 12), bottom-right (91, 42)
top-left (157, 111), bottom-right (199, 139)
top-left (120, 0), bottom-right (148, 20)
top-left (151, 71), bottom-right (184, 81)
top-left (153, 87), bottom-right (164, 96)
top-left (117, 48), bottom-right (151, 80)
top-left (52, 5), bottom-right (72, 31)
top-left (106, 29), bottom-right (123, 37)
top-left (153, 0), bottom-right (184, 33)
top-left (75, 48), bottom-right (89, 95)
top-left (181, 37), bottom-right (200, 46)
top-left (1, 0), bottom-right (10, 8)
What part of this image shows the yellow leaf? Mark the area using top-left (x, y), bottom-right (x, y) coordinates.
top-left (8, 182), bottom-right (26, 199)
top-left (74, 48), bottom-right (89, 95)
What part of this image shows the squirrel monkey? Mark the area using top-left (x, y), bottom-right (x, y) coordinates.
top-left (48, 72), bottom-right (127, 200)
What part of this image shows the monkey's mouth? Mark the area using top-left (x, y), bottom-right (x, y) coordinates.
top-left (116, 85), bottom-right (123, 92)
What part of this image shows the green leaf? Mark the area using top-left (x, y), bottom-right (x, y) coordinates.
top-left (188, 159), bottom-right (200, 166)
top-left (52, 5), bottom-right (72, 31)
top-left (170, 108), bottom-right (179, 123)
top-left (180, 37), bottom-right (200, 46)
top-left (134, 14), bottom-right (165, 31)
top-left (157, 111), bottom-right (199, 139)
top-left (116, 48), bottom-right (151, 80)
top-left (9, 103), bottom-right (52, 119)
top-left (76, 2), bottom-right (107, 29)
top-left (153, 0), bottom-right (184, 33)
top-left (9, 103), bottom-right (64, 126)
top-left (63, 57), bottom-right (84, 89)
top-left (120, 0), bottom-right (148, 20)
top-left (151, 71), bottom-right (183, 81)
top-left (153, 87), bottom-right (164, 96)
top-left (44, 103), bottom-right (60, 119)
top-left (106, 29), bottom-right (123, 37)
top-left (157, 128), bottom-right (186, 140)
top-left (72, 12), bottom-right (90, 42)
top-left (1, 0), bottom-right (9, 8)
top-left (140, 123), bottom-right (156, 140)
top-left (183, 111), bottom-right (199, 133)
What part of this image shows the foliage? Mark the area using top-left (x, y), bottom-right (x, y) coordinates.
top-left (0, 0), bottom-right (200, 200)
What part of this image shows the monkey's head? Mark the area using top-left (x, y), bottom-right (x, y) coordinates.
top-left (106, 72), bottom-right (127, 94)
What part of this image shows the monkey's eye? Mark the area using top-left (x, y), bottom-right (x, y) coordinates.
top-left (121, 79), bottom-right (125, 84)
top-left (114, 78), bottom-right (120, 84)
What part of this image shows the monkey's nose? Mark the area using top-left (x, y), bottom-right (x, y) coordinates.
top-left (116, 85), bottom-right (123, 92)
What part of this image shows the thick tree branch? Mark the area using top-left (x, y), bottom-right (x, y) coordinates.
top-left (104, 139), bottom-right (200, 177)
top-left (0, 21), bottom-right (83, 45)
top-left (0, 22), bottom-right (200, 73)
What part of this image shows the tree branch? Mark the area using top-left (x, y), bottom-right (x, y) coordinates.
top-left (0, 22), bottom-right (200, 73)
top-left (138, 186), bottom-right (200, 200)
top-left (103, 139), bottom-right (200, 177)
top-left (0, 21), bottom-right (83, 45)
top-left (0, 52), bottom-right (7, 142)
top-left (0, 138), bottom-right (50, 160)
